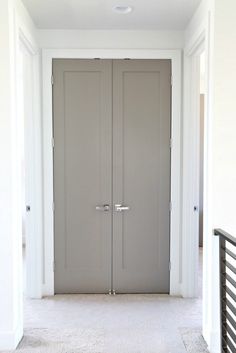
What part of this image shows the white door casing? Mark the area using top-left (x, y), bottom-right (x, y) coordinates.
top-left (42, 49), bottom-right (182, 296)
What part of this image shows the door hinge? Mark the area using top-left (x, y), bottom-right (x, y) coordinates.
top-left (51, 75), bottom-right (54, 85)
top-left (169, 262), bottom-right (171, 271)
top-left (171, 75), bottom-right (173, 86)
top-left (169, 201), bottom-right (172, 212)
top-left (52, 202), bottom-right (55, 212)
top-left (53, 261), bottom-right (56, 272)
top-left (170, 138), bottom-right (173, 149)
top-left (51, 137), bottom-right (55, 148)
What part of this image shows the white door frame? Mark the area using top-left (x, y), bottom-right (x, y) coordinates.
top-left (182, 30), bottom-right (206, 298)
top-left (42, 49), bottom-right (182, 296)
top-left (17, 25), bottom-right (43, 299)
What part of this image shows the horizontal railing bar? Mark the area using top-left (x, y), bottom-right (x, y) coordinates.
top-left (223, 310), bottom-right (236, 330)
top-left (222, 335), bottom-right (236, 353)
top-left (222, 285), bottom-right (236, 302)
top-left (222, 348), bottom-right (232, 353)
top-left (222, 260), bottom-right (236, 275)
top-left (222, 273), bottom-right (236, 289)
top-left (215, 229), bottom-right (236, 352)
top-left (222, 247), bottom-right (236, 261)
top-left (222, 298), bottom-right (236, 317)
top-left (222, 336), bottom-right (228, 349)
top-left (222, 322), bottom-right (236, 345)
top-left (215, 229), bottom-right (236, 246)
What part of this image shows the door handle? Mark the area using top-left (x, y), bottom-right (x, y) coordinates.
top-left (95, 204), bottom-right (110, 212)
top-left (115, 204), bottom-right (130, 212)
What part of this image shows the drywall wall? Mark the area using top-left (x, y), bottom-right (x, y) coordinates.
top-left (0, 0), bottom-right (23, 349)
top-left (0, 0), bottom-right (39, 348)
top-left (16, 0), bottom-right (43, 300)
top-left (183, 1), bottom-right (221, 352)
top-left (212, 0), bottom-right (236, 236)
top-left (184, 0), bottom-right (236, 352)
top-left (37, 29), bottom-right (184, 49)
top-left (205, 0), bottom-right (236, 351)
top-left (210, 5), bottom-right (236, 349)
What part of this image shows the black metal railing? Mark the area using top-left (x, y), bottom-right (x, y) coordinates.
top-left (214, 229), bottom-right (236, 353)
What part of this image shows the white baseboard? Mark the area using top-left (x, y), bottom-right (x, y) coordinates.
top-left (0, 324), bottom-right (23, 350)
top-left (42, 283), bottom-right (54, 297)
top-left (208, 330), bottom-right (220, 353)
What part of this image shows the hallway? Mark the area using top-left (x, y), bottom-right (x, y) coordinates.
top-left (11, 252), bottom-right (206, 353)
top-left (13, 294), bottom-right (203, 353)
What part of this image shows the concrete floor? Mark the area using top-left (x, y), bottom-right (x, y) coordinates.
top-left (22, 250), bottom-right (203, 353)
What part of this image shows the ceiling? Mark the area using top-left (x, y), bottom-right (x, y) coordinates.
top-left (22, 0), bottom-right (201, 30)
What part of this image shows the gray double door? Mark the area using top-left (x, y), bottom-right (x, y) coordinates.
top-left (53, 59), bottom-right (171, 294)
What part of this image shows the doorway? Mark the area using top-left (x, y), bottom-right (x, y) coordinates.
top-left (19, 41), bottom-right (35, 298)
top-left (198, 51), bottom-right (205, 298)
top-left (17, 34), bottom-right (43, 300)
top-left (52, 59), bottom-right (171, 294)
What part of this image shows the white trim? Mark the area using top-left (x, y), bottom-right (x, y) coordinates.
top-left (185, 28), bottom-right (206, 58)
top-left (16, 17), bottom-right (43, 299)
top-left (0, 324), bottom-right (23, 351)
top-left (18, 28), bottom-right (38, 55)
top-left (42, 49), bottom-right (182, 296)
top-left (182, 30), bottom-right (206, 297)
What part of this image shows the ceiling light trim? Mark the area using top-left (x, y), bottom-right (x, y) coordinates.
top-left (112, 5), bottom-right (133, 14)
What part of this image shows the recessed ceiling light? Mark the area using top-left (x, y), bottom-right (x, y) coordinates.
top-left (112, 6), bottom-right (133, 14)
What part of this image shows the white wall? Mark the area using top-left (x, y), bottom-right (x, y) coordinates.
top-left (0, 0), bottom-right (23, 349)
top-left (0, 0), bottom-right (39, 349)
top-left (212, 0), bottom-right (236, 235)
top-left (211, 1), bottom-right (236, 347)
top-left (183, 0), bottom-right (219, 351)
top-left (16, 0), bottom-right (43, 299)
top-left (206, 1), bottom-right (236, 351)
top-left (184, 0), bottom-right (236, 352)
top-left (38, 29), bottom-right (184, 49)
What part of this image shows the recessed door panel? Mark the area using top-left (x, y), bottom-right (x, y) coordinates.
top-left (113, 60), bottom-right (171, 293)
top-left (53, 59), bottom-right (112, 293)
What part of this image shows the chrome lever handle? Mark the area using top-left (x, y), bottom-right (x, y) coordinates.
top-left (115, 204), bottom-right (130, 212)
top-left (95, 204), bottom-right (110, 212)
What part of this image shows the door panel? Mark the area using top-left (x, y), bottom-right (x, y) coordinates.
top-left (53, 59), bottom-right (112, 293)
top-left (113, 60), bottom-right (171, 293)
